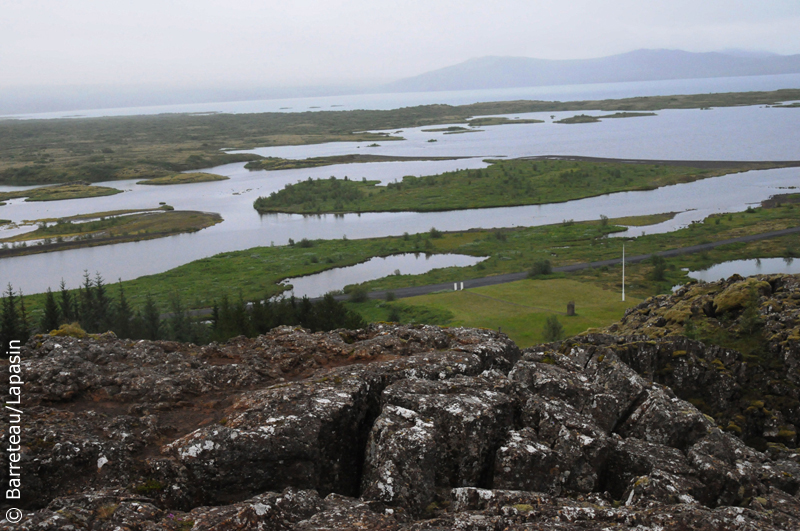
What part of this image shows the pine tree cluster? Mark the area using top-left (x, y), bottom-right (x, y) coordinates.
top-left (0, 274), bottom-right (366, 346)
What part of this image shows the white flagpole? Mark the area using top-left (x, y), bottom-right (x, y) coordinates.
top-left (622, 244), bottom-right (626, 302)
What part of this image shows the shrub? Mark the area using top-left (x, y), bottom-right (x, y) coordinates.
top-left (542, 315), bottom-right (564, 342)
top-left (348, 286), bottom-right (369, 303)
top-left (739, 289), bottom-right (763, 336)
top-left (429, 227), bottom-right (443, 239)
top-left (649, 254), bottom-right (667, 281)
top-left (528, 259), bottom-right (552, 278)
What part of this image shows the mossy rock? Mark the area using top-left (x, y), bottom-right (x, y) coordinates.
top-left (50, 322), bottom-right (87, 339)
top-left (777, 428), bottom-right (797, 445)
top-left (714, 278), bottom-right (771, 314)
top-left (762, 299), bottom-right (784, 313)
top-left (662, 300), bottom-right (694, 324)
top-left (686, 283), bottom-right (724, 298)
top-left (725, 421), bottom-right (743, 435)
top-left (785, 328), bottom-right (800, 342)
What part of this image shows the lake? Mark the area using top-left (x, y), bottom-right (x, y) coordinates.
top-left (1, 76), bottom-right (798, 294)
top-left (4, 72), bottom-right (800, 120)
top-left (281, 253), bottom-right (486, 299)
top-left (687, 257), bottom-right (800, 283)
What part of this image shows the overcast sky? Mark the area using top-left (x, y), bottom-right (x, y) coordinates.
top-left (2, 0), bottom-right (799, 89)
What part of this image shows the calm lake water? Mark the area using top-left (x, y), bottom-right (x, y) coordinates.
top-left (4, 73), bottom-right (800, 120)
top-left (687, 258), bottom-right (800, 283)
top-left (1, 76), bottom-right (799, 294)
top-left (281, 253), bottom-right (486, 299)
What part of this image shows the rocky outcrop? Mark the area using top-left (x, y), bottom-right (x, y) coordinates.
top-left (4, 320), bottom-right (800, 529)
top-left (596, 273), bottom-right (800, 450)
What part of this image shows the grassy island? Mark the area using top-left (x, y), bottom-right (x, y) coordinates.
top-left (0, 207), bottom-right (221, 257)
top-left (0, 182), bottom-right (122, 203)
top-left (555, 114), bottom-right (601, 124)
top-left (600, 112), bottom-right (658, 119)
top-left (244, 154), bottom-right (467, 172)
top-left (2, 88), bottom-right (799, 186)
top-left (467, 117), bottom-right (544, 126)
top-left (253, 158), bottom-right (791, 215)
top-left (18, 199), bottom-right (800, 348)
top-left (137, 172), bottom-right (228, 185)
top-left (555, 112), bottom-right (657, 124)
top-left (421, 126), bottom-right (481, 134)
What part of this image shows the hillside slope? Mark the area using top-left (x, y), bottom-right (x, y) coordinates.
top-left (384, 49), bottom-right (800, 92)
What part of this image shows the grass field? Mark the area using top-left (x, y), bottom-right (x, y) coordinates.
top-left (254, 158), bottom-right (790, 214)
top-left (396, 278), bottom-right (638, 348)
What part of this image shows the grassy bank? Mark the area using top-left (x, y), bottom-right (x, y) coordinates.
top-left (0, 208), bottom-right (221, 257)
top-left (555, 112), bottom-right (657, 124)
top-left (0, 182), bottom-right (122, 203)
top-left (466, 117), bottom-right (543, 126)
top-left (137, 172), bottom-right (228, 185)
top-left (14, 200), bottom-right (800, 317)
top-left (3, 88), bottom-right (799, 186)
top-left (244, 154), bottom-right (465, 172)
top-left (254, 158), bottom-right (787, 214)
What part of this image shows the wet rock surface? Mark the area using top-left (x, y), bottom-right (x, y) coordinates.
top-left (4, 315), bottom-right (800, 529)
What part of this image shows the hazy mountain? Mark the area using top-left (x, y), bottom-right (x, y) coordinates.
top-left (382, 49), bottom-right (800, 93)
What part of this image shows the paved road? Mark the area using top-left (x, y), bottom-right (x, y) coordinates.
top-left (326, 225), bottom-right (800, 302)
top-left (181, 225), bottom-right (800, 317)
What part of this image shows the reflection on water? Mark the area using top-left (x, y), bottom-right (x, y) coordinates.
top-left (281, 253), bottom-right (486, 299)
top-left (687, 257), bottom-right (800, 283)
top-left (0, 99), bottom-right (798, 294)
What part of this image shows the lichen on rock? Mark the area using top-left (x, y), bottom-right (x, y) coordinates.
top-left (6, 309), bottom-right (800, 530)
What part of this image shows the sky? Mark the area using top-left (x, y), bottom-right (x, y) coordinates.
top-left (2, 0), bottom-right (800, 90)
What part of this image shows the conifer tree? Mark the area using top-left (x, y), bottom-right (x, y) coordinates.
top-left (0, 284), bottom-right (19, 347)
top-left (168, 292), bottom-right (191, 342)
top-left (115, 280), bottom-right (133, 339)
top-left (79, 271), bottom-right (96, 332)
top-left (59, 279), bottom-right (74, 323)
top-left (17, 288), bottom-right (30, 340)
top-left (142, 294), bottom-right (161, 340)
top-left (41, 288), bottom-right (61, 333)
top-left (93, 273), bottom-right (112, 332)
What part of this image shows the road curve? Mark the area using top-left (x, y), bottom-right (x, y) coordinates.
top-left (180, 225), bottom-right (800, 318)
top-left (329, 225), bottom-right (800, 302)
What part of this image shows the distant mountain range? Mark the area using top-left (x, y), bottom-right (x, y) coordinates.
top-left (4, 49), bottom-right (799, 116)
top-left (382, 49), bottom-right (800, 93)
